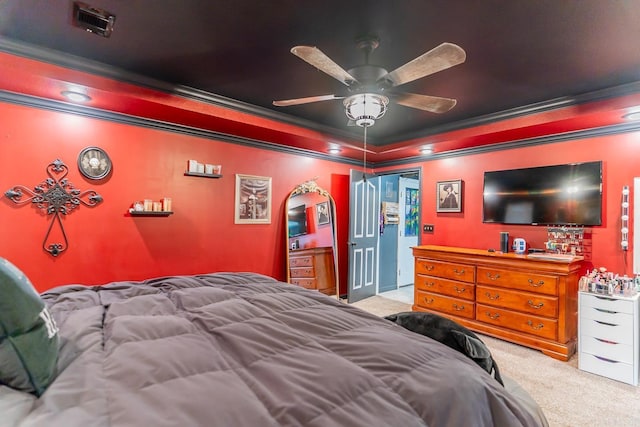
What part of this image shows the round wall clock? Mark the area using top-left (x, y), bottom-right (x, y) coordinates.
top-left (78, 146), bottom-right (112, 180)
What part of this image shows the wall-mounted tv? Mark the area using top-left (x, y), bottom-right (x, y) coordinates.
top-left (482, 161), bottom-right (603, 226)
top-left (288, 204), bottom-right (308, 237)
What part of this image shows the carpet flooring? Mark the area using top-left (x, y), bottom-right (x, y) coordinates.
top-left (348, 295), bottom-right (640, 427)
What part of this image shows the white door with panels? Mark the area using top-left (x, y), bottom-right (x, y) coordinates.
top-left (347, 170), bottom-right (379, 303)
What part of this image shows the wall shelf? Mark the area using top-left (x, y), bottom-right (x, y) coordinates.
top-left (184, 171), bottom-right (222, 179)
top-left (129, 209), bottom-right (173, 217)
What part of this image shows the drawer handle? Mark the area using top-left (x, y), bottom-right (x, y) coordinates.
top-left (485, 292), bottom-right (500, 300)
top-left (424, 281), bottom-right (435, 287)
top-left (527, 300), bottom-right (544, 309)
top-left (452, 304), bottom-right (465, 311)
top-left (527, 279), bottom-right (544, 287)
top-left (595, 308), bottom-right (617, 314)
top-left (485, 312), bottom-right (500, 320)
top-left (452, 268), bottom-right (465, 275)
top-left (454, 286), bottom-right (466, 294)
top-left (424, 264), bottom-right (435, 271)
top-left (526, 320), bottom-right (544, 330)
top-left (595, 337), bottom-right (620, 345)
top-left (594, 355), bottom-right (619, 363)
top-left (486, 273), bottom-right (500, 280)
top-left (423, 297), bottom-right (434, 305)
top-left (595, 320), bottom-right (618, 327)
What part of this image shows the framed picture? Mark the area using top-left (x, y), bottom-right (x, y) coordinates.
top-left (316, 201), bottom-right (330, 225)
top-left (235, 174), bottom-right (272, 224)
top-left (436, 179), bottom-right (462, 213)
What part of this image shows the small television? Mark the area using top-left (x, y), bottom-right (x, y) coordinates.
top-left (288, 204), bottom-right (308, 237)
top-left (482, 161), bottom-right (603, 226)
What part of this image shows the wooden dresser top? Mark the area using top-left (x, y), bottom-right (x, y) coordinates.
top-left (413, 245), bottom-right (584, 273)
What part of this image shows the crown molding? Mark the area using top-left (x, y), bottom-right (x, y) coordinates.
top-left (4, 37), bottom-right (640, 151)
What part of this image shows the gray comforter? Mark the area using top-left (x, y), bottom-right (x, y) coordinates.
top-left (2, 272), bottom-right (546, 426)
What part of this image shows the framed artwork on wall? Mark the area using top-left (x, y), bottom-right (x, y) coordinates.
top-left (316, 201), bottom-right (330, 225)
top-left (436, 179), bottom-right (462, 213)
top-left (404, 188), bottom-right (419, 236)
top-left (235, 174), bottom-right (272, 224)
top-left (77, 146), bottom-right (112, 180)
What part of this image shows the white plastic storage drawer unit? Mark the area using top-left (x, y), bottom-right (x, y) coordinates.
top-left (578, 292), bottom-right (639, 386)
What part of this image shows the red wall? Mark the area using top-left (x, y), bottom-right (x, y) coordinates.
top-left (2, 100), bottom-right (638, 293)
top-left (393, 132), bottom-right (639, 276)
top-left (0, 103), bottom-right (352, 292)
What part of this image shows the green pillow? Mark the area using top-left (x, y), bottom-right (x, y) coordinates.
top-left (0, 258), bottom-right (59, 396)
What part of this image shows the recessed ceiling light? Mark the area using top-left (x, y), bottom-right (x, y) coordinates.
top-left (328, 147), bottom-right (341, 154)
top-left (622, 110), bottom-right (640, 120)
top-left (419, 147), bottom-right (433, 155)
top-left (61, 91), bottom-right (91, 103)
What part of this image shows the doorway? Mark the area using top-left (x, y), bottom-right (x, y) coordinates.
top-left (346, 167), bottom-right (421, 304)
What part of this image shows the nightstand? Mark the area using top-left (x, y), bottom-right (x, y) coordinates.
top-left (578, 291), bottom-right (639, 386)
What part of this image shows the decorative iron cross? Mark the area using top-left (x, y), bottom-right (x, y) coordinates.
top-left (4, 159), bottom-right (103, 257)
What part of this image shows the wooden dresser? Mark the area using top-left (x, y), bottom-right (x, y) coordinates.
top-left (412, 245), bottom-right (584, 361)
top-left (288, 247), bottom-right (337, 296)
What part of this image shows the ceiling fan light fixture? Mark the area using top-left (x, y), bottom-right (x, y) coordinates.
top-left (344, 93), bottom-right (388, 127)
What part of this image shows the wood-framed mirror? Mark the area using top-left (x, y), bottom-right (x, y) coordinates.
top-left (285, 179), bottom-right (339, 297)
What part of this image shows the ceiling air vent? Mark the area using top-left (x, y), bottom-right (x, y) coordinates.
top-left (73, 2), bottom-right (115, 38)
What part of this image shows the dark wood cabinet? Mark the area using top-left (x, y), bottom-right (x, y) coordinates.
top-left (289, 247), bottom-right (336, 296)
top-left (413, 245), bottom-right (584, 361)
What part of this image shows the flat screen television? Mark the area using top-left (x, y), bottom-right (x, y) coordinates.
top-left (482, 161), bottom-right (603, 226)
top-left (288, 204), bottom-right (308, 237)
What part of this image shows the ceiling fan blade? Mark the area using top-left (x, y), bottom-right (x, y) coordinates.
top-left (393, 93), bottom-right (457, 113)
top-left (273, 94), bottom-right (343, 107)
top-left (290, 46), bottom-right (359, 86)
top-left (380, 42), bottom-right (466, 87)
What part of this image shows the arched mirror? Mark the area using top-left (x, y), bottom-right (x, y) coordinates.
top-left (285, 179), bottom-right (339, 297)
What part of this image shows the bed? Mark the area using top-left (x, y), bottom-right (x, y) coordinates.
top-left (1, 269), bottom-right (548, 426)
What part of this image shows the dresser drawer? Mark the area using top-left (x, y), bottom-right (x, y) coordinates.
top-left (290, 267), bottom-right (315, 278)
top-left (289, 256), bottom-right (314, 268)
top-left (579, 353), bottom-right (637, 386)
top-left (580, 293), bottom-right (635, 314)
top-left (476, 285), bottom-right (558, 317)
top-left (415, 259), bottom-right (475, 283)
top-left (477, 267), bottom-right (558, 296)
top-left (415, 275), bottom-right (475, 301)
top-left (580, 304), bottom-right (635, 327)
top-left (415, 290), bottom-right (474, 319)
top-left (477, 304), bottom-right (558, 340)
top-left (580, 335), bottom-right (634, 364)
top-left (580, 316), bottom-right (635, 345)
top-left (290, 278), bottom-right (316, 289)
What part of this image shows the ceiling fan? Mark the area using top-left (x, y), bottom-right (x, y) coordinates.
top-left (273, 37), bottom-right (466, 126)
